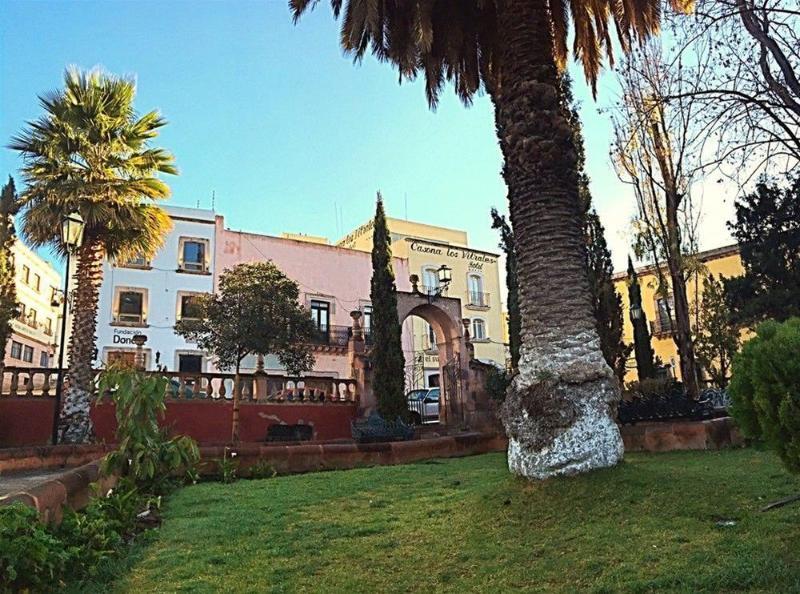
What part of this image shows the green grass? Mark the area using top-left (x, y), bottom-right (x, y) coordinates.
top-left (86, 449), bottom-right (800, 593)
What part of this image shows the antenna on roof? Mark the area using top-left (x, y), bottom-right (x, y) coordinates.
top-left (211, 190), bottom-right (216, 211)
top-left (404, 192), bottom-right (408, 220)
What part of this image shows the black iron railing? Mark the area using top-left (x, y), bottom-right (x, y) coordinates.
top-left (650, 316), bottom-right (674, 337)
top-left (310, 325), bottom-right (351, 347)
top-left (467, 291), bottom-right (490, 307)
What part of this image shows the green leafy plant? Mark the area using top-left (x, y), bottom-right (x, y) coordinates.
top-left (729, 317), bottom-right (800, 474)
top-left (0, 503), bottom-right (69, 593)
top-left (217, 447), bottom-right (239, 483)
top-left (97, 364), bottom-right (200, 494)
top-left (247, 459), bottom-right (277, 479)
top-left (485, 366), bottom-right (512, 403)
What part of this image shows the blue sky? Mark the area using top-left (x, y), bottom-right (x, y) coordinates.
top-left (1, 0), bottom-right (734, 275)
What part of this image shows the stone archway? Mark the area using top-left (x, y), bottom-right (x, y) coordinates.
top-left (396, 291), bottom-right (469, 426)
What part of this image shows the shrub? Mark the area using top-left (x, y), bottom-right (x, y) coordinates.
top-left (485, 366), bottom-right (512, 402)
top-left (97, 364), bottom-right (200, 494)
top-left (0, 503), bottom-right (69, 593)
top-left (623, 377), bottom-right (684, 400)
top-left (729, 317), bottom-right (800, 473)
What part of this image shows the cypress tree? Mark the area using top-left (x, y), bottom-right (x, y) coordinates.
top-left (586, 210), bottom-right (631, 383)
top-left (0, 176), bottom-right (19, 357)
top-left (490, 208), bottom-right (520, 370)
top-left (370, 193), bottom-right (406, 420)
top-left (627, 257), bottom-right (657, 380)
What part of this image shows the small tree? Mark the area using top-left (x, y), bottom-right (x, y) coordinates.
top-left (0, 176), bottom-right (19, 357)
top-left (695, 274), bottom-right (740, 388)
top-left (627, 257), bottom-right (658, 381)
top-left (729, 317), bottom-right (800, 475)
top-left (490, 208), bottom-right (520, 370)
top-left (370, 194), bottom-right (406, 420)
top-left (586, 210), bottom-right (631, 384)
top-left (725, 177), bottom-right (800, 327)
top-left (175, 262), bottom-right (315, 442)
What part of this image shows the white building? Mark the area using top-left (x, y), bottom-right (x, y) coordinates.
top-left (4, 240), bottom-right (63, 368)
top-left (95, 206), bottom-right (216, 372)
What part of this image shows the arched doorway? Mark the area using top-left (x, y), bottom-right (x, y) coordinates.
top-left (396, 292), bottom-right (469, 426)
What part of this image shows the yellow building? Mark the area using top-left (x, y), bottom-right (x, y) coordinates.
top-left (339, 217), bottom-right (506, 387)
top-left (613, 244), bottom-right (744, 383)
top-left (4, 240), bottom-right (63, 368)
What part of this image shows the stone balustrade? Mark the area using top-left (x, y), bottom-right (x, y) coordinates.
top-left (0, 365), bottom-right (357, 404)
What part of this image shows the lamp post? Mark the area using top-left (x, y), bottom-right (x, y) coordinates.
top-left (51, 211), bottom-right (85, 445)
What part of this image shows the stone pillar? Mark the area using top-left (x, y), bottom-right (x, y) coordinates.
top-left (348, 310), bottom-right (374, 416)
top-left (132, 334), bottom-right (147, 371)
top-left (253, 353), bottom-right (268, 401)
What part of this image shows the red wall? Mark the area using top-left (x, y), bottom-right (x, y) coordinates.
top-left (0, 398), bottom-right (55, 447)
top-left (1, 398), bottom-right (357, 447)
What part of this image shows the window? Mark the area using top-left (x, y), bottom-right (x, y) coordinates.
top-left (178, 294), bottom-right (203, 320)
top-left (27, 308), bottom-right (37, 327)
top-left (119, 253), bottom-right (149, 268)
top-left (50, 287), bottom-right (60, 306)
top-left (655, 295), bottom-right (675, 333)
top-left (21, 265), bottom-right (30, 284)
top-left (10, 341), bottom-right (22, 359)
top-left (40, 351), bottom-right (49, 367)
top-left (115, 289), bottom-right (146, 325)
top-left (22, 345), bottom-right (34, 363)
top-left (178, 354), bottom-right (203, 373)
top-left (32, 274), bottom-right (41, 292)
top-left (426, 322), bottom-right (437, 351)
top-left (468, 274), bottom-right (487, 307)
top-left (44, 318), bottom-right (53, 336)
top-left (421, 267), bottom-right (439, 295)
top-left (362, 305), bottom-right (372, 340)
top-left (179, 238), bottom-right (208, 272)
top-left (16, 303), bottom-right (25, 320)
top-left (472, 318), bottom-right (487, 341)
top-left (310, 300), bottom-right (330, 334)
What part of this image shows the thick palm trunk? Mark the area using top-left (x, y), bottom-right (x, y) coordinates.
top-left (490, 0), bottom-right (623, 478)
top-left (59, 238), bottom-right (104, 443)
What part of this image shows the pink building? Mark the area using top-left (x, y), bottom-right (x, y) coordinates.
top-left (214, 216), bottom-right (412, 378)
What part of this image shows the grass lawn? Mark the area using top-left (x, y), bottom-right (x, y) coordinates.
top-left (86, 449), bottom-right (800, 593)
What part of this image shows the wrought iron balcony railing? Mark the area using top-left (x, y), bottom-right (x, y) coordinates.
top-left (650, 316), bottom-right (674, 337)
top-left (467, 291), bottom-right (491, 308)
top-left (309, 325), bottom-right (351, 347)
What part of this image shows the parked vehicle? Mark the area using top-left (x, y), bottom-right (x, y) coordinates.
top-left (407, 387), bottom-right (440, 425)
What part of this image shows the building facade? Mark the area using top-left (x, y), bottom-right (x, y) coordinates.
top-left (95, 206), bottom-right (217, 373)
top-left (4, 240), bottom-right (62, 369)
top-left (613, 244), bottom-right (744, 383)
top-left (338, 217), bottom-right (506, 387)
top-left (215, 216), bottom-right (412, 377)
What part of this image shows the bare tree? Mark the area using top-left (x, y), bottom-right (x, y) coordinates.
top-left (671, 0), bottom-right (800, 179)
top-left (610, 41), bottom-right (704, 398)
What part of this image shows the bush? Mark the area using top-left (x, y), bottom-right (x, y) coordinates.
top-left (485, 366), bottom-right (512, 402)
top-left (623, 377), bottom-right (684, 400)
top-left (729, 317), bottom-right (800, 473)
top-left (0, 503), bottom-right (69, 593)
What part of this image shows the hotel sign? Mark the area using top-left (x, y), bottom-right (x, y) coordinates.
top-left (409, 241), bottom-right (498, 270)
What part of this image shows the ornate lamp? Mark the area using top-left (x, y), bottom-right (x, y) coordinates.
top-left (60, 211), bottom-right (85, 251)
top-left (437, 264), bottom-right (452, 289)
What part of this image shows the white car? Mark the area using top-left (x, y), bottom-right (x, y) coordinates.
top-left (407, 387), bottom-right (440, 425)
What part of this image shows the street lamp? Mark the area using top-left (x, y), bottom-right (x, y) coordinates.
top-left (437, 264), bottom-right (452, 289)
top-left (51, 211), bottom-right (85, 445)
top-left (630, 302), bottom-right (643, 321)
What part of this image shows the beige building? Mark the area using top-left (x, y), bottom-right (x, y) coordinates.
top-left (4, 240), bottom-right (63, 368)
top-left (613, 244), bottom-right (745, 383)
top-left (338, 217), bottom-right (506, 387)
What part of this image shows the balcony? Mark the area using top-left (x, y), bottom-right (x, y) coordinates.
top-left (466, 291), bottom-right (491, 309)
top-left (309, 325), bottom-right (351, 348)
top-left (650, 316), bottom-right (674, 338)
top-left (11, 317), bottom-right (55, 342)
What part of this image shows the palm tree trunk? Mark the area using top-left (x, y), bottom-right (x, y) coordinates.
top-left (489, 0), bottom-right (623, 478)
top-left (58, 237), bottom-right (104, 443)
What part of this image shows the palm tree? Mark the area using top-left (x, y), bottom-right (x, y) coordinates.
top-left (9, 68), bottom-right (176, 443)
top-left (291, 0), bottom-right (692, 478)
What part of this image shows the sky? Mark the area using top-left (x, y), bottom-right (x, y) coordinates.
top-left (1, 0), bottom-right (738, 281)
